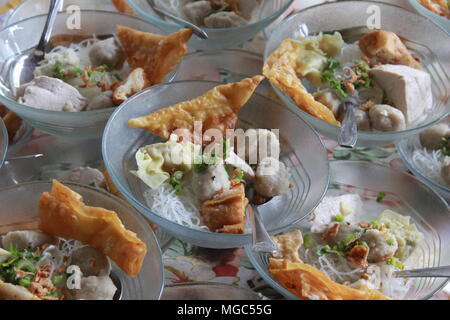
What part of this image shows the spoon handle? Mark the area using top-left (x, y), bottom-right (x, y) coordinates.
top-left (395, 266), bottom-right (450, 278)
top-left (148, 1), bottom-right (208, 39)
top-left (35, 0), bottom-right (63, 55)
top-left (338, 100), bottom-right (358, 148)
top-left (250, 205), bottom-right (279, 254)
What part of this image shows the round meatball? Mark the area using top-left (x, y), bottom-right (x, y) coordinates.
top-left (193, 164), bottom-right (231, 201)
top-left (89, 37), bottom-right (123, 68)
top-left (419, 123), bottom-right (450, 150)
top-left (204, 11), bottom-right (247, 28)
top-left (71, 276), bottom-right (117, 300)
top-left (2, 230), bottom-right (54, 251)
top-left (369, 104), bottom-right (406, 132)
top-left (63, 167), bottom-right (106, 189)
top-left (354, 109), bottom-right (371, 131)
top-left (86, 91), bottom-right (115, 111)
top-left (70, 247), bottom-right (111, 277)
top-left (254, 157), bottom-right (290, 198)
top-left (361, 229), bottom-right (398, 263)
top-left (182, 1), bottom-right (213, 25)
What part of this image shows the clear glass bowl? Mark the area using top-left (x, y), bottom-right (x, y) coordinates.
top-left (0, 181), bottom-right (165, 300)
top-left (0, 117), bottom-right (8, 168)
top-left (102, 80), bottom-right (329, 249)
top-left (264, 1), bottom-right (450, 147)
top-left (0, 134), bottom-right (174, 250)
top-left (397, 135), bottom-right (450, 201)
top-left (0, 10), bottom-right (176, 138)
top-left (409, 0), bottom-right (450, 34)
top-left (161, 282), bottom-right (263, 300)
top-left (246, 160), bottom-right (450, 300)
top-left (5, 0), bottom-right (118, 26)
top-left (127, 0), bottom-right (294, 50)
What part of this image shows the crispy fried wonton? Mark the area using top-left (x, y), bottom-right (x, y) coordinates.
top-left (38, 180), bottom-right (147, 277)
top-left (359, 30), bottom-right (422, 70)
top-left (2, 111), bottom-right (22, 144)
top-left (200, 184), bottom-right (248, 234)
top-left (268, 231), bottom-right (389, 300)
top-left (112, 67), bottom-right (147, 104)
top-left (128, 76), bottom-right (264, 143)
top-left (116, 26), bottom-right (193, 86)
top-left (111, 0), bottom-right (137, 15)
top-left (263, 40), bottom-right (340, 125)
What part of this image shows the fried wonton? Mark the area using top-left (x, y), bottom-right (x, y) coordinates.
top-left (113, 67), bottom-right (147, 104)
top-left (116, 26), bottom-right (193, 86)
top-left (359, 30), bottom-right (422, 70)
top-left (268, 231), bottom-right (389, 300)
top-left (38, 180), bottom-right (147, 277)
top-left (419, 0), bottom-right (450, 18)
top-left (263, 40), bottom-right (340, 125)
top-left (128, 76), bottom-right (264, 143)
top-left (200, 184), bottom-right (248, 234)
top-left (111, 0), bottom-right (137, 15)
top-left (2, 111), bottom-right (23, 144)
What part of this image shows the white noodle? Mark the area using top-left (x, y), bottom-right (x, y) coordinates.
top-left (411, 148), bottom-right (446, 186)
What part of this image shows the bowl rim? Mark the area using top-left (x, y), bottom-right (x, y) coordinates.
top-left (0, 117), bottom-right (8, 168)
top-left (408, 0), bottom-right (450, 26)
top-left (0, 179), bottom-right (165, 300)
top-left (397, 138), bottom-right (450, 195)
top-left (245, 159), bottom-right (450, 300)
top-left (264, 0), bottom-right (450, 140)
top-left (0, 9), bottom-right (178, 118)
top-left (126, 0), bottom-right (295, 32)
top-left (102, 79), bottom-right (330, 242)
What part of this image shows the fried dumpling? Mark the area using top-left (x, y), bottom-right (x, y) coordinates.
top-left (116, 26), bottom-right (193, 86)
top-left (111, 0), bottom-right (137, 15)
top-left (128, 76), bottom-right (264, 143)
top-left (200, 184), bottom-right (248, 234)
top-left (38, 180), bottom-right (147, 277)
top-left (263, 39), bottom-right (340, 125)
top-left (359, 30), bottom-right (422, 70)
top-left (112, 67), bottom-right (147, 104)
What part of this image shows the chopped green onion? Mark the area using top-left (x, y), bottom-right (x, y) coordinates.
top-left (386, 239), bottom-right (395, 246)
top-left (386, 257), bottom-right (404, 270)
top-left (169, 171), bottom-right (183, 195)
top-left (376, 192), bottom-right (386, 202)
top-left (303, 234), bottom-right (316, 249)
top-left (18, 277), bottom-right (32, 288)
top-left (52, 275), bottom-right (64, 286)
top-left (54, 64), bottom-right (65, 80)
top-left (334, 214), bottom-right (344, 222)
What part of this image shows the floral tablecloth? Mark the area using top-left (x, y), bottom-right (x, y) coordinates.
top-left (1, 0), bottom-right (449, 300)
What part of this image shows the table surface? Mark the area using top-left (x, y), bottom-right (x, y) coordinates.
top-left (0, 0), bottom-right (449, 300)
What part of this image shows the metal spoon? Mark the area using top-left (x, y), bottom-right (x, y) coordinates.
top-left (146, 0), bottom-right (209, 39)
top-left (10, 0), bottom-right (62, 88)
top-left (110, 271), bottom-right (123, 300)
top-left (338, 98), bottom-right (358, 148)
top-left (245, 186), bottom-right (279, 254)
top-left (395, 266), bottom-right (450, 278)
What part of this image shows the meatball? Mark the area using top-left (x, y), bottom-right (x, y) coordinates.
top-left (204, 11), bottom-right (247, 28)
top-left (193, 164), bottom-right (231, 201)
top-left (254, 157), bottom-right (290, 198)
top-left (86, 91), bottom-right (115, 111)
top-left (182, 1), bottom-right (213, 25)
top-left (89, 37), bottom-right (123, 68)
top-left (70, 247), bottom-right (111, 277)
top-left (71, 276), bottom-right (117, 300)
top-left (63, 167), bottom-right (106, 189)
top-left (419, 123), bottom-right (450, 150)
top-left (2, 230), bottom-right (54, 250)
top-left (369, 104), bottom-right (406, 132)
top-left (361, 229), bottom-right (398, 263)
top-left (354, 108), bottom-right (371, 131)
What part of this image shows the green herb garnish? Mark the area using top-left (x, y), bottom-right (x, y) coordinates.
top-left (376, 192), bottom-right (386, 202)
top-left (386, 239), bottom-right (395, 246)
top-left (113, 73), bottom-right (123, 81)
top-left (168, 171), bottom-right (183, 195)
top-left (54, 64), bottom-right (65, 80)
top-left (303, 234), bottom-right (316, 249)
top-left (334, 214), bottom-right (345, 222)
top-left (329, 79), bottom-right (348, 99)
top-left (386, 257), bottom-right (404, 270)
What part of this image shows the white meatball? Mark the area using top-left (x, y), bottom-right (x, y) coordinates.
top-left (441, 156), bottom-right (450, 187)
top-left (204, 11), bottom-right (247, 28)
top-left (63, 167), bottom-right (106, 189)
top-left (72, 276), bottom-right (117, 300)
top-left (361, 229), bottom-right (398, 263)
top-left (420, 123), bottom-right (450, 150)
top-left (244, 129), bottom-right (280, 165)
top-left (2, 231), bottom-right (54, 250)
top-left (254, 157), bottom-right (290, 198)
top-left (89, 37), bottom-right (123, 68)
top-left (70, 247), bottom-right (111, 277)
top-left (354, 109), bottom-right (371, 131)
top-left (369, 104), bottom-right (406, 132)
top-left (182, 1), bottom-right (213, 25)
top-left (86, 91), bottom-right (115, 111)
top-left (193, 164), bottom-right (231, 201)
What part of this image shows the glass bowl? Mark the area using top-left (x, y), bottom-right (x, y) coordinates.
top-left (127, 0), bottom-right (294, 50)
top-left (102, 80), bottom-right (329, 249)
top-left (409, 0), bottom-right (450, 34)
top-left (397, 135), bottom-right (450, 202)
top-left (0, 117), bottom-right (8, 168)
top-left (5, 0), bottom-right (118, 26)
top-left (264, 1), bottom-right (450, 147)
top-left (0, 181), bottom-right (165, 300)
top-left (246, 160), bottom-right (450, 300)
top-left (0, 134), bottom-right (174, 250)
top-left (161, 281), bottom-right (263, 300)
top-left (0, 10), bottom-right (177, 138)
